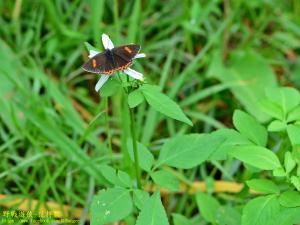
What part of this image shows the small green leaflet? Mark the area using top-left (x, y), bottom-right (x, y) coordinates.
top-left (127, 139), bottom-right (154, 172)
top-left (151, 170), bottom-right (180, 192)
top-left (128, 89), bottom-right (144, 108)
top-left (229, 145), bottom-right (281, 170)
top-left (157, 133), bottom-right (225, 169)
top-left (265, 87), bottom-right (300, 117)
top-left (246, 179), bottom-right (279, 194)
top-left (233, 110), bottom-right (267, 146)
top-left (141, 84), bottom-right (192, 126)
top-left (196, 192), bottom-right (220, 223)
top-left (91, 187), bottom-right (132, 225)
top-left (135, 191), bottom-right (169, 225)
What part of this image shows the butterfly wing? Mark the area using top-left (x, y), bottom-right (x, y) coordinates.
top-left (112, 44), bottom-right (141, 63)
top-left (82, 52), bottom-right (114, 74)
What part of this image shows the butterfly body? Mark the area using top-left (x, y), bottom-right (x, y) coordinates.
top-left (82, 44), bottom-right (141, 75)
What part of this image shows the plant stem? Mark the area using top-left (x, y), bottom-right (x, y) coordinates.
top-left (104, 97), bottom-right (113, 161)
top-left (129, 107), bottom-right (142, 189)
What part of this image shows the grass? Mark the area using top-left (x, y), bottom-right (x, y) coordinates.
top-left (0, 0), bottom-right (300, 224)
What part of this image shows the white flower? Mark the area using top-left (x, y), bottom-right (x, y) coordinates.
top-left (88, 34), bottom-right (146, 92)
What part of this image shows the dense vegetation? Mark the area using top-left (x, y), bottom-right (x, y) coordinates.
top-left (1, 1), bottom-right (300, 225)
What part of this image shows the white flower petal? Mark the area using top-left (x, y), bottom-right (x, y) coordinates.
top-left (102, 33), bottom-right (114, 50)
top-left (123, 68), bottom-right (144, 80)
top-left (95, 75), bottom-right (109, 92)
top-left (89, 50), bottom-right (100, 58)
top-left (134, 53), bottom-right (146, 59)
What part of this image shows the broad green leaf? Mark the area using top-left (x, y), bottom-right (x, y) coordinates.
top-left (209, 129), bottom-right (251, 160)
top-left (246, 179), bottom-right (279, 194)
top-left (151, 170), bottom-right (180, 192)
top-left (259, 99), bottom-right (283, 120)
top-left (209, 50), bottom-right (277, 122)
top-left (242, 195), bottom-right (280, 225)
top-left (172, 214), bottom-right (194, 225)
top-left (229, 145), bottom-right (281, 170)
top-left (279, 191), bottom-right (300, 207)
top-left (101, 78), bottom-right (121, 97)
top-left (127, 139), bottom-right (154, 172)
top-left (196, 192), bottom-right (220, 223)
top-left (133, 189), bottom-right (150, 210)
top-left (265, 87), bottom-right (300, 116)
top-left (135, 191), bottom-right (169, 225)
top-left (268, 120), bottom-right (286, 132)
top-left (99, 165), bottom-right (120, 186)
top-left (277, 207), bottom-right (300, 225)
top-left (287, 124), bottom-right (300, 147)
top-left (91, 187), bottom-right (132, 225)
top-left (216, 206), bottom-right (241, 225)
top-left (128, 89), bottom-right (144, 108)
top-left (287, 106), bottom-right (300, 122)
top-left (284, 152), bottom-right (296, 174)
top-left (158, 133), bottom-right (225, 169)
top-left (233, 110), bottom-right (267, 146)
top-left (141, 84), bottom-right (192, 126)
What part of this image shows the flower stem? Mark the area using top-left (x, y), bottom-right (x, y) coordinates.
top-left (104, 97), bottom-right (113, 161)
top-left (129, 106), bottom-right (142, 189)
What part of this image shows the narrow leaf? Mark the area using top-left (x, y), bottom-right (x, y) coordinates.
top-left (141, 84), bottom-right (192, 126)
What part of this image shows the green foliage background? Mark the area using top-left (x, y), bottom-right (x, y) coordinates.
top-left (1, 0), bottom-right (300, 224)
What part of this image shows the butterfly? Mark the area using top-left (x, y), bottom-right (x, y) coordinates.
top-left (82, 44), bottom-right (141, 75)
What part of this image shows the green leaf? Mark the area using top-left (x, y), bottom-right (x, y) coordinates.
top-left (267, 120), bottom-right (287, 132)
top-left (101, 78), bottom-right (121, 97)
top-left (99, 165), bottom-right (120, 185)
top-left (141, 84), bottom-right (192, 126)
top-left (196, 192), bottom-right (220, 223)
top-left (127, 139), bottom-right (154, 172)
top-left (233, 110), bottom-right (267, 146)
top-left (259, 99), bottom-right (284, 120)
top-left (216, 206), bottom-right (241, 225)
top-left (209, 129), bottom-right (251, 160)
top-left (172, 214), bottom-right (194, 225)
top-left (291, 176), bottom-right (300, 191)
top-left (277, 207), bottom-right (300, 225)
top-left (157, 133), bottom-right (225, 169)
top-left (84, 42), bottom-right (100, 52)
top-left (118, 170), bottom-right (132, 188)
top-left (265, 87), bottom-right (300, 116)
top-left (128, 89), bottom-right (144, 108)
top-left (287, 106), bottom-right (300, 122)
top-left (242, 195), bottom-right (280, 225)
top-left (287, 124), bottom-right (300, 147)
top-left (133, 189), bottom-right (150, 211)
top-left (246, 179), bottom-right (280, 194)
top-left (284, 151), bottom-right (296, 174)
top-left (151, 170), bottom-right (180, 192)
top-left (135, 191), bottom-right (169, 225)
top-left (229, 145), bottom-right (281, 170)
top-left (91, 187), bottom-right (132, 225)
top-left (279, 191), bottom-right (300, 207)
top-left (273, 167), bottom-right (286, 177)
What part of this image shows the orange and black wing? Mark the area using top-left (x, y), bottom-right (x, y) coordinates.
top-left (112, 44), bottom-right (141, 70)
top-left (82, 52), bottom-right (114, 74)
